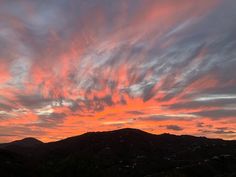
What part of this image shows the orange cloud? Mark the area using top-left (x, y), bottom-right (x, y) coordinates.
top-left (1, 0), bottom-right (236, 143)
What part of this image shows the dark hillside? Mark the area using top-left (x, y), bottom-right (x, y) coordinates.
top-left (0, 128), bottom-right (236, 177)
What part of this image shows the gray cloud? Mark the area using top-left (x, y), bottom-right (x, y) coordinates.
top-left (143, 115), bottom-right (195, 122)
top-left (37, 112), bottom-right (67, 127)
top-left (165, 125), bottom-right (184, 131)
top-left (0, 134), bottom-right (15, 137)
top-left (199, 127), bottom-right (236, 135)
top-left (166, 99), bottom-right (236, 110)
top-left (126, 111), bottom-right (144, 115)
top-left (0, 0), bottom-right (236, 141)
top-left (16, 94), bottom-right (54, 109)
top-left (193, 110), bottom-right (236, 119)
top-left (0, 103), bottom-right (15, 111)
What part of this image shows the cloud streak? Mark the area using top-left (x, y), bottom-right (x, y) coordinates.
top-left (0, 0), bottom-right (236, 142)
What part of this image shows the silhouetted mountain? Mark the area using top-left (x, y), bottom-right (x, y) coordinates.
top-left (0, 137), bottom-right (43, 148)
top-left (0, 128), bottom-right (236, 177)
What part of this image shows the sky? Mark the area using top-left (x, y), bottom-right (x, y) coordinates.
top-left (0, 0), bottom-right (236, 142)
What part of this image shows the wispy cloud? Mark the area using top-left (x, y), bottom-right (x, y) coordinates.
top-left (0, 0), bottom-right (236, 142)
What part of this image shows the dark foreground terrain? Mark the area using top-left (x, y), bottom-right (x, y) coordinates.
top-left (0, 128), bottom-right (236, 177)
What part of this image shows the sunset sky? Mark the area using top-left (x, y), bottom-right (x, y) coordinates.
top-left (0, 0), bottom-right (236, 142)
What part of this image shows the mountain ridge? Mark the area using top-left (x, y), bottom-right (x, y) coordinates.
top-left (0, 128), bottom-right (236, 177)
top-left (1, 128), bottom-right (231, 145)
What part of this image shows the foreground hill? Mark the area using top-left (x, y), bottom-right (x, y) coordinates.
top-left (0, 128), bottom-right (236, 177)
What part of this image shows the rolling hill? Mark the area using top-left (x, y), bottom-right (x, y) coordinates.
top-left (0, 128), bottom-right (236, 177)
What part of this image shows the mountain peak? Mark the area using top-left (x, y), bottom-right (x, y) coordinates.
top-left (0, 137), bottom-right (43, 148)
top-left (0, 128), bottom-right (235, 177)
top-left (15, 137), bottom-right (43, 144)
top-left (111, 127), bottom-right (146, 132)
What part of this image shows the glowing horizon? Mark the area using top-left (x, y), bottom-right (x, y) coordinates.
top-left (0, 0), bottom-right (236, 143)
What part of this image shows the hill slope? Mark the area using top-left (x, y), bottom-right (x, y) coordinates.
top-left (0, 128), bottom-right (236, 177)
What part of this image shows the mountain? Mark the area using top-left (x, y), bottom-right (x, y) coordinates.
top-left (0, 137), bottom-right (43, 148)
top-left (0, 128), bottom-right (236, 177)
